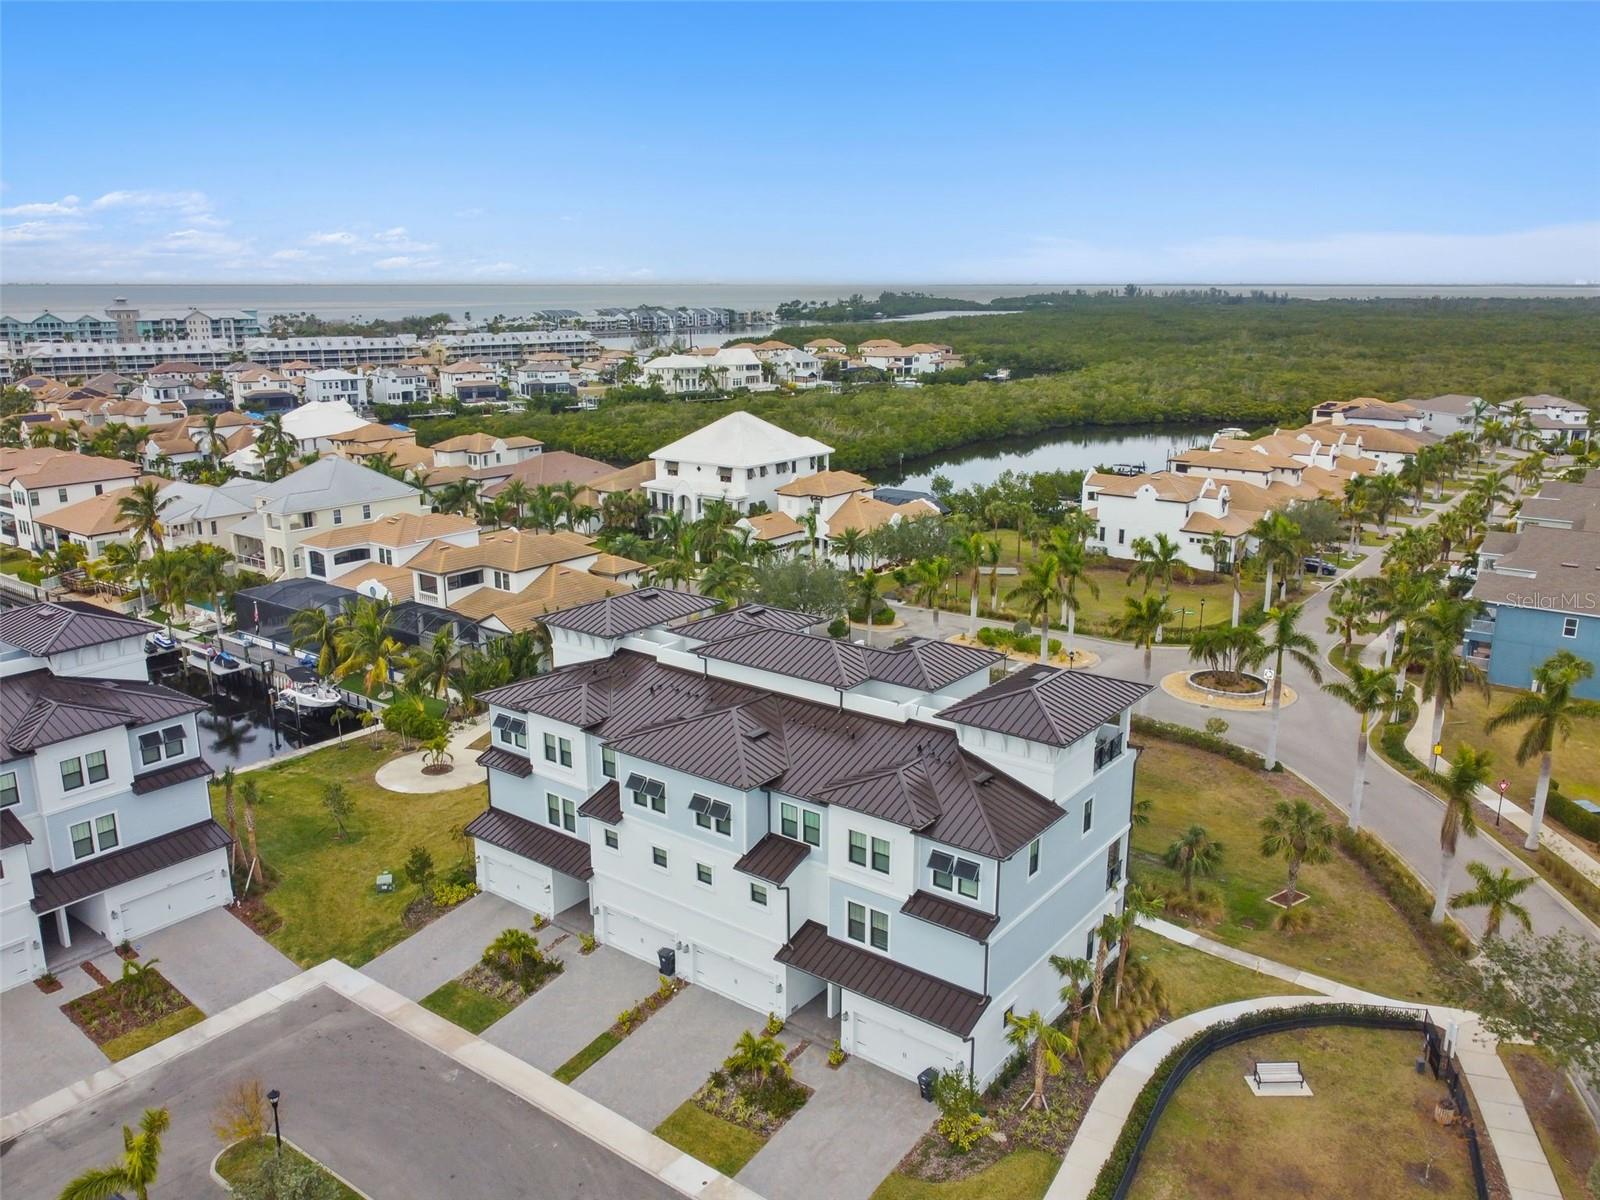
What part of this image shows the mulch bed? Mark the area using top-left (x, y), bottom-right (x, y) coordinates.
top-left (421, 764), bottom-right (455, 776)
top-left (1266, 888), bottom-right (1311, 909)
top-left (458, 961), bottom-right (555, 1005)
top-left (34, 974), bottom-right (62, 995)
top-left (61, 968), bottom-right (194, 1049)
top-left (611, 977), bottom-right (686, 1037)
top-left (1192, 670), bottom-right (1266, 695)
top-left (115, 943), bottom-right (139, 961)
top-left (227, 895), bottom-right (283, 937)
top-left (694, 1071), bottom-right (814, 1138)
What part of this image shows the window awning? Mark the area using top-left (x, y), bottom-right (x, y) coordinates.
top-left (927, 850), bottom-right (954, 875)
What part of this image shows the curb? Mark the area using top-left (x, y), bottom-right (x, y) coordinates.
top-left (210, 1136), bottom-right (375, 1198)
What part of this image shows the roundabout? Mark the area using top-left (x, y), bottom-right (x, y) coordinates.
top-left (1160, 669), bottom-right (1298, 712)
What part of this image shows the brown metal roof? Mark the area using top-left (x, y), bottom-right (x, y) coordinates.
top-left (678, 604), bottom-right (822, 644)
top-left (577, 780), bottom-right (622, 825)
top-left (131, 756), bottom-right (213, 795)
top-left (775, 920), bottom-right (989, 1036)
top-left (734, 833), bottom-right (811, 884)
top-left (861, 639), bottom-right (1002, 691)
top-left (540, 587), bottom-right (718, 637)
top-left (0, 602), bottom-right (152, 656)
top-left (465, 806), bottom-right (593, 880)
top-left (478, 746), bottom-right (532, 778)
top-left (31, 819), bottom-right (231, 913)
top-left (1, 809), bottom-right (34, 848)
top-left (1, 670), bottom-right (208, 756)
top-left (938, 664), bottom-right (1151, 748)
top-left (696, 630), bottom-right (999, 693)
top-left (900, 890), bottom-right (999, 942)
top-left (604, 700), bottom-right (789, 790)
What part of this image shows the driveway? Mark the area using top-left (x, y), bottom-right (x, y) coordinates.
top-left (483, 943), bottom-right (661, 1072)
top-left (576, 984), bottom-right (760, 1128)
top-left (363, 892), bottom-right (537, 1000)
top-left (739, 1044), bottom-right (932, 1200)
top-left (0, 963), bottom-right (108, 1116)
top-left (0, 990), bottom-right (677, 1200)
top-left (129, 908), bottom-right (298, 1013)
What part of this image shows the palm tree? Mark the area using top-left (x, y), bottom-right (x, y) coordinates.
top-left (1366, 473), bottom-right (1407, 536)
top-left (255, 414), bottom-right (294, 481)
top-left (1050, 954), bottom-right (1095, 1049)
top-left (907, 555), bottom-right (954, 632)
top-left (952, 530), bottom-right (989, 634)
top-left (1324, 577), bottom-right (1375, 657)
top-left (1412, 598), bottom-right (1488, 759)
top-left (288, 606), bottom-right (340, 677)
top-left (58, 1106), bottom-right (171, 1200)
top-left (1259, 604), bottom-right (1322, 770)
top-left (1008, 554), bottom-right (1062, 664)
top-left (116, 480), bottom-right (170, 611)
top-left (724, 1029), bottom-right (790, 1084)
top-left (1112, 592), bottom-right (1173, 690)
top-left (700, 553), bottom-right (755, 607)
top-left (1250, 511), bottom-right (1302, 608)
top-left (334, 597), bottom-right (410, 697)
top-left (1088, 911), bottom-right (1119, 1023)
top-left (1258, 799), bottom-right (1334, 904)
top-left (1186, 621), bottom-right (1264, 688)
top-left (185, 542), bottom-right (233, 657)
top-left (362, 451), bottom-right (403, 480)
top-left (1449, 862), bottom-right (1535, 938)
top-left (853, 568), bottom-right (885, 647)
top-left (1126, 532), bottom-right (1185, 600)
top-left (1485, 651), bottom-right (1600, 850)
top-left (1051, 534), bottom-right (1100, 664)
top-left (835, 527), bottom-right (868, 573)
top-left (217, 765), bottom-right (240, 867)
top-left (1005, 1009), bottom-right (1073, 1111)
top-left (407, 628), bottom-right (461, 700)
top-left (238, 777), bottom-right (262, 891)
top-left (483, 927), bottom-right (544, 988)
top-left (142, 549), bottom-right (192, 640)
top-left (1432, 745), bottom-right (1491, 923)
top-left (1165, 820), bottom-right (1225, 898)
top-left (1112, 884), bottom-right (1164, 1008)
top-left (435, 477), bottom-right (481, 517)
top-left (1321, 662), bottom-right (1397, 831)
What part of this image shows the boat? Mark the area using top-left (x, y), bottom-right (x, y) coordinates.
top-left (187, 645), bottom-right (249, 677)
top-left (274, 666), bottom-right (345, 713)
top-left (145, 632), bottom-right (177, 653)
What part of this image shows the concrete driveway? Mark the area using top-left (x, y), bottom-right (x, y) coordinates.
top-left (483, 943), bottom-right (660, 1072)
top-left (739, 1044), bottom-right (932, 1200)
top-left (129, 908), bottom-right (298, 1013)
top-left (576, 984), bottom-right (761, 1128)
top-left (363, 892), bottom-right (536, 1000)
top-left (0, 990), bottom-right (677, 1200)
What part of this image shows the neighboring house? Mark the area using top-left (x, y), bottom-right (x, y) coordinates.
top-left (1467, 526), bottom-right (1600, 699)
top-left (228, 456), bottom-right (427, 577)
top-left (1310, 397), bottom-right (1424, 431)
top-left (300, 511), bottom-right (479, 586)
top-left (430, 433), bottom-right (543, 472)
top-left (857, 341), bottom-right (956, 378)
top-left (34, 489), bottom-right (143, 559)
top-left (1085, 471), bottom-right (1243, 570)
top-left (0, 449), bottom-right (142, 553)
top-left (229, 367), bottom-right (301, 407)
top-left (438, 361), bottom-right (501, 398)
top-left (0, 603), bottom-right (231, 991)
top-left (514, 363), bottom-right (576, 397)
top-left (369, 366), bottom-right (432, 407)
top-left (406, 529), bottom-right (606, 610)
top-left (466, 593), bottom-right (1148, 1085)
top-left (773, 469), bottom-right (939, 564)
top-left (642, 347), bottom-right (765, 395)
top-left (1406, 394), bottom-right (1493, 437)
top-left (152, 480), bottom-right (257, 551)
top-left (1514, 395), bottom-right (1592, 448)
top-left (322, 422), bottom-right (422, 464)
top-left (302, 369), bottom-right (370, 409)
top-left (646, 411), bottom-right (833, 519)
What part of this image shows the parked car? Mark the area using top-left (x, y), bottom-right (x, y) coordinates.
top-left (1302, 557), bottom-right (1339, 577)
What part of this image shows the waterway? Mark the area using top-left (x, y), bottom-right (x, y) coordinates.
top-left (152, 655), bottom-right (347, 771)
top-left (873, 423), bottom-right (1219, 491)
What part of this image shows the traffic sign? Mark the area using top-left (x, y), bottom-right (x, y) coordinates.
top-left (1499, 779), bottom-right (1509, 795)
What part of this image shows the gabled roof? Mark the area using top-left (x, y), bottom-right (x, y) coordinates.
top-left (774, 469), bottom-right (873, 498)
top-left (540, 587), bottom-right (718, 637)
top-left (578, 780), bottom-right (622, 825)
top-left (677, 604), bottom-right (820, 644)
top-left (939, 664), bottom-right (1151, 748)
top-left (0, 603), bottom-right (151, 657)
top-left (0, 669), bottom-right (205, 756)
top-left (480, 450), bottom-right (617, 496)
top-left (0, 448), bottom-right (141, 489)
top-left (252, 456), bottom-right (419, 515)
top-left (651, 411), bottom-right (833, 466)
top-left (407, 529), bottom-right (595, 575)
top-left (301, 511), bottom-right (478, 550)
top-left (826, 492), bottom-right (937, 536)
top-left (605, 700), bottom-right (789, 790)
top-left (743, 511), bottom-right (805, 541)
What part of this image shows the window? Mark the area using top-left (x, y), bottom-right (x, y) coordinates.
top-left (493, 714), bottom-right (527, 750)
top-left (0, 771), bottom-right (17, 807)
top-left (626, 773), bottom-right (666, 813)
top-left (1086, 929), bottom-right (1096, 960)
top-left (929, 850), bottom-right (979, 897)
top-left (750, 883), bottom-right (767, 906)
top-left (85, 750), bottom-right (108, 785)
top-left (803, 809), bottom-right (820, 846)
top-left (161, 725), bottom-right (184, 759)
top-left (652, 846), bottom-right (668, 869)
top-left (781, 802), bottom-right (798, 839)
top-left (57, 487), bottom-right (68, 503)
top-left (1082, 797), bottom-right (1094, 833)
top-left (691, 794), bottom-right (732, 836)
top-left (849, 830), bottom-right (868, 867)
top-left (558, 737), bottom-right (572, 767)
top-left (60, 757), bottom-right (84, 791)
top-left (696, 863), bottom-right (713, 886)
top-left (1106, 839), bottom-right (1123, 890)
top-left (871, 836), bottom-right (891, 874)
top-left (70, 820), bottom-right (95, 859)
top-left (561, 797), bottom-right (577, 832)
top-left (95, 813), bottom-right (118, 851)
top-left (1563, 616), bottom-right (1580, 639)
top-left (418, 575), bottom-right (438, 596)
top-left (603, 828), bottom-right (619, 850)
top-left (544, 732), bottom-right (557, 761)
top-left (332, 508), bottom-right (343, 525)
top-left (547, 793), bottom-right (562, 827)
top-left (1028, 838), bottom-right (1041, 877)
top-left (601, 746), bottom-right (617, 779)
top-left (494, 570), bottom-right (512, 591)
top-left (870, 909), bottom-right (889, 951)
top-left (139, 731), bottom-right (163, 766)
top-left (446, 569), bottom-right (484, 591)
top-left (953, 857), bottom-right (979, 899)
top-left (847, 901), bottom-right (866, 943)
top-left (362, 504), bottom-right (372, 520)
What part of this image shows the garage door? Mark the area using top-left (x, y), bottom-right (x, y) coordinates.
top-left (120, 869), bottom-right (222, 938)
top-left (603, 907), bottom-right (672, 966)
top-left (691, 944), bottom-right (773, 1010)
top-left (1, 940), bottom-right (35, 991)
top-left (480, 850), bottom-right (551, 914)
top-left (849, 1010), bottom-right (960, 1081)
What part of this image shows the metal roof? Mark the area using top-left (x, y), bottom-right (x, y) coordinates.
top-left (776, 920), bottom-right (989, 1036)
top-left (900, 890), bottom-right (999, 942)
top-left (0, 670), bottom-right (207, 756)
top-left (1, 809), bottom-right (34, 848)
top-left (478, 746), bottom-right (532, 778)
top-left (696, 630), bottom-right (1000, 693)
top-left (131, 757), bottom-right (213, 795)
top-left (0, 602), bottom-right (152, 657)
top-left (577, 780), bottom-right (622, 825)
top-left (31, 819), bottom-right (231, 913)
top-left (676, 604), bottom-right (822, 644)
top-left (465, 807), bottom-right (593, 880)
top-left (938, 664), bottom-right (1151, 747)
top-left (733, 833), bottom-right (811, 885)
top-left (540, 587), bottom-right (718, 638)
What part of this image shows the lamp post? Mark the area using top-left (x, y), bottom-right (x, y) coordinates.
top-left (1198, 597), bottom-right (1207, 630)
top-left (267, 1088), bottom-right (281, 1159)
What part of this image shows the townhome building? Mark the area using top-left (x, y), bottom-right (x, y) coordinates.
top-left (1405, 394), bottom-right (1493, 437)
top-left (0, 448), bottom-right (142, 553)
top-left (105, 301), bottom-right (261, 346)
top-left (1, 341), bottom-right (238, 380)
top-left (646, 411), bottom-right (833, 518)
top-left (1311, 397), bottom-right (1424, 431)
top-left (465, 592), bottom-right (1149, 1085)
top-left (0, 310), bottom-right (122, 349)
top-left (1513, 395), bottom-right (1593, 448)
top-left (302, 369), bottom-right (369, 409)
top-left (0, 603), bottom-right (231, 991)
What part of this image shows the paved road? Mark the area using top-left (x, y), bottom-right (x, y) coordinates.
top-left (0, 991), bottom-right (676, 1200)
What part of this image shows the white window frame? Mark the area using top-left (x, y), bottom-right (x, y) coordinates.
top-left (0, 770), bottom-right (17, 808)
top-left (603, 828), bottom-right (619, 850)
top-left (651, 846), bottom-right (669, 871)
top-left (60, 756), bottom-right (85, 792)
top-left (695, 862), bottom-right (714, 887)
top-left (1562, 616), bottom-right (1580, 639)
top-left (1082, 797), bottom-right (1094, 834)
top-left (1028, 838), bottom-right (1041, 878)
top-left (749, 882), bottom-right (767, 906)
top-left (69, 810), bottom-right (120, 860)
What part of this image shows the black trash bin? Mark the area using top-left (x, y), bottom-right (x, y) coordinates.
top-left (917, 1067), bottom-right (938, 1102)
top-left (658, 946), bottom-right (676, 977)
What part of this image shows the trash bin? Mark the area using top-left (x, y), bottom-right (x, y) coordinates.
top-left (658, 946), bottom-right (676, 977)
top-left (917, 1067), bottom-right (939, 1102)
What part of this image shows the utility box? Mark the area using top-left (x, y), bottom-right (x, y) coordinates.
top-left (917, 1067), bottom-right (938, 1102)
top-left (658, 946), bottom-right (676, 977)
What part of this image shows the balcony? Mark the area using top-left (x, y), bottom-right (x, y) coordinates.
top-left (1094, 734), bottom-right (1125, 772)
top-left (1467, 616), bottom-right (1496, 640)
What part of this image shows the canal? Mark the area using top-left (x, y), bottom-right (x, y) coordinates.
top-left (152, 654), bottom-right (352, 771)
top-left (871, 423), bottom-right (1221, 490)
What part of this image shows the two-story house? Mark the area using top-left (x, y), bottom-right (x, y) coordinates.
top-left (303, 369), bottom-right (370, 409)
top-left (464, 592), bottom-right (1149, 1085)
top-left (646, 411), bottom-right (833, 519)
top-left (0, 603), bottom-right (231, 990)
top-left (0, 448), bottom-right (142, 553)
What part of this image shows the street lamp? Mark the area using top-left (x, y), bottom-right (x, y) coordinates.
top-left (1198, 597), bottom-right (1207, 629)
top-left (266, 1088), bottom-right (281, 1159)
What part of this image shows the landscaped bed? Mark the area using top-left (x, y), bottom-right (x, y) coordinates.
top-left (1131, 736), bottom-right (1459, 1001)
top-left (420, 928), bottom-right (565, 1034)
top-left (654, 1029), bottom-right (812, 1177)
top-left (216, 1135), bottom-right (362, 1200)
top-left (210, 735), bottom-right (487, 967)
top-left (1126, 1026), bottom-right (1478, 1199)
top-left (552, 973), bottom-right (685, 1083)
top-left (1499, 1045), bottom-right (1600, 1200)
top-left (61, 962), bottom-right (204, 1062)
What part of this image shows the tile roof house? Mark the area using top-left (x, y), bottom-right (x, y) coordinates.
top-left (0, 448), bottom-right (143, 554)
top-left (466, 598), bottom-right (1149, 1084)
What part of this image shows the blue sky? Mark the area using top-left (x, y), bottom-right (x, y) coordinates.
top-left (3, 2), bottom-right (1596, 283)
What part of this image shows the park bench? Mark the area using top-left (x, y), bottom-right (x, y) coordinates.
top-left (1252, 1061), bottom-right (1306, 1092)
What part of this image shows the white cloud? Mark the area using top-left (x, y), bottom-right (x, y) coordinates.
top-left (270, 248), bottom-right (313, 262)
top-left (90, 189), bottom-right (212, 217)
top-left (0, 219), bottom-right (92, 244)
top-left (1, 195), bottom-right (81, 217)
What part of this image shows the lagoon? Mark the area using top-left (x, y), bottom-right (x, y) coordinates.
top-left (873, 423), bottom-right (1220, 490)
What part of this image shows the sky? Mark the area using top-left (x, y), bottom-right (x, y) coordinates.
top-left (2, 2), bottom-right (1597, 285)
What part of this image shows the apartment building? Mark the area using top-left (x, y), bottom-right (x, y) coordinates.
top-left (0, 448), bottom-right (142, 553)
top-left (0, 603), bottom-right (232, 991)
top-left (646, 411), bottom-right (833, 518)
top-left (466, 592), bottom-right (1148, 1084)
top-left (0, 311), bottom-right (121, 348)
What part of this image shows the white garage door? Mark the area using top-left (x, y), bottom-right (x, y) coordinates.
top-left (120, 869), bottom-right (221, 938)
top-left (849, 1010), bottom-right (960, 1081)
top-left (691, 944), bottom-right (773, 1010)
top-left (603, 907), bottom-right (673, 967)
top-left (1, 940), bottom-right (35, 991)
top-left (480, 848), bottom-right (552, 914)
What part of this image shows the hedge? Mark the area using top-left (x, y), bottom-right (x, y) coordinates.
top-left (1337, 827), bottom-right (1475, 959)
top-left (1130, 716), bottom-right (1275, 773)
top-left (1547, 784), bottom-right (1600, 843)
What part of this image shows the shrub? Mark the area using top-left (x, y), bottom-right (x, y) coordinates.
top-left (403, 845), bottom-right (435, 888)
top-left (765, 1011), bottom-right (785, 1036)
top-left (656, 974), bottom-right (675, 1001)
top-left (708, 1068), bottom-right (729, 1090)
top-left (1160, 883), bottom-right (1223, 924)
top-left (983, 1048), bottom-right (1028, 1100)
top-left (750, 1075), bottom-right (809, 1119)
top-left (1548, 785), bottom-right (1600, 842)
top-left (430, 880), bottom-right (476, 907)
top-left (827, 617), bottom-right (849, 639)
top-left (211, 1079), bottom-right (269, 1145)
top-left (1337, 827), bottom-right (1473, 958)
top-left (932, 1068), bottom-right (989, 1152)
top-left (232, 1154), bottom-right (340, 1200)
top-left (1274, 903), bottom-right (1314, 933)
top-left (616, 1006), bottom-right (642, 1033)
top-left (827, 1038), bottom-right (846, 1068)
top-left (1131, 716), bottom-right (1273, 772)
top-left (578, 932), bottom-right (598, 954)
top-left (531, 912), bottom-right (548, 930)
top-left (1203, 717), bottom-right (1230, 736)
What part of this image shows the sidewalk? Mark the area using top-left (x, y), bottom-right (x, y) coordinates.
top-left (1045, 918), bottom-right (1562, 1200)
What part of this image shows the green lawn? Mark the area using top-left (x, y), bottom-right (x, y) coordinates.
top-left (1132, 739), bottom-right (1448, 1000)
top-left (216, 1136), bottom-right (362, 1200)
top-left (1128, 930), bottom-right (1314, 1019)
top-left (1500, 1046), bottom-right (1600, 1200)
top-left (1129, 1027), bottom-right (1476, 1200)
top-left (214, 737), bottom-right (487, 967)
top-left (1440, 684), bottom-right (1600, 805)
top-left (100, 1005), bottom-right (205, 1062)
top-left (654, 1101), bottom-right (766, 1177)
top-left (338, 677), bottom-right (449, 719)
top-left (554, 1030), bottom-right (622, 1084)
top-left (419, 979), bottom-right (514, 1034)
top-left (870, 1151), bottom-right (1062, 1200)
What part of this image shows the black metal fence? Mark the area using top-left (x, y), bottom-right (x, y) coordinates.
top-left (1101, 1005), bottom-right (1489, 1200)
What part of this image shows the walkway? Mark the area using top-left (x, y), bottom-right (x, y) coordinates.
top-left (374, 718), bottom-right (491, 794)
top-left (1045, 919), bottom-right (1562, 1200)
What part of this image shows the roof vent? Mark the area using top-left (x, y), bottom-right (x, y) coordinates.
top-left (748, 729), bottom-right (771, 741)
top-left (972, 770), bottom-right (995, 786)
